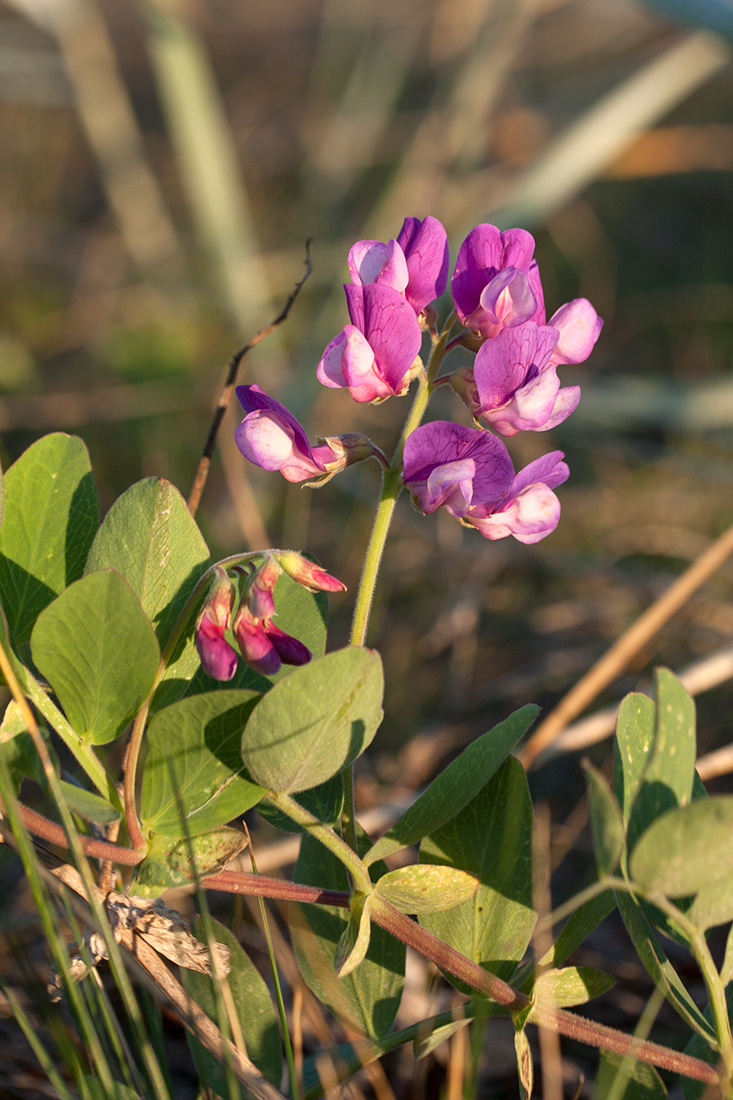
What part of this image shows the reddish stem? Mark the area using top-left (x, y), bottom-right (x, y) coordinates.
top-left (16, 802), bottom-right (145, 866)
top-left (202, 867), bottom-right (721, 1087)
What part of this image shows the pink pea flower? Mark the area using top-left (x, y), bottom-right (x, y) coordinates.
top-left (396, 216), bottom-right (450, 315)
top-left (403, 422), bottom-right (569, 544)
top-left (245, 556), bottom-right (281, 620)
top-left (451, 224), bottom-right (544, 339)
top-left (452, 322), bottom-right (581, 437)
top-left (465, 451), bottom-right (570, 545)
top-left (194, 568), bottom-right (238, 682)
top-left (235, 385), bottom-right (342, 483)
top-left (317, 283), bottom-right (423, 403)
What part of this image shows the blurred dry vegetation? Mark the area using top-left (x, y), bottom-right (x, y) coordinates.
top-left (3, 0), bottom-right (733, 1092)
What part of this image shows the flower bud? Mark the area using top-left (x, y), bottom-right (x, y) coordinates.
top-left (233, 604), bottom-right (281, 676)
top-left (277, 551), bottom-right (347, 593)
top-left (195, 568), bottom-right (238, 681)
top-left (317, 433), bottom-right (381, 472)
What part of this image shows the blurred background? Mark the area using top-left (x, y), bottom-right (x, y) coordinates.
top-left (3, 0), bottom-right (733, 1091)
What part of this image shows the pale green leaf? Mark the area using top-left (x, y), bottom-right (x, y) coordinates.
top-left (533, 965), bottom-right (614, 1008)
top-left (131, 826), bottom-right (247, 899)
top-left (375, 864), bottom-right (478, 914)
top-left (335, 893), bottom-right (373, 979)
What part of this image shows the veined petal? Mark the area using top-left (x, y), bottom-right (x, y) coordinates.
top-left (397, 215), bottom-right (450, 313)
top-left (360, 283), bottom-right (423, 395)
top-left (317, 330), bottom-right (349, 388)
top-left (340, 325), bottom-right (393, 402)
top-left (510, 451), bottom-right (569, 495)
top-left (483, 368), bottom-right (560, 436)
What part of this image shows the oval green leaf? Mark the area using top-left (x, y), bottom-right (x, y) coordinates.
top-left (30, 570), bottom-right (160, 744)
top-left (533, 965), bottom-right (614, 1008)
top-left (630, 795), bottom-right (733, 898)
top-left (131, 826), bottom-right (247, 899)
top-left (240, 646), bottom-right (383, 793)
top-left (85, 477), bottom-right (211, 711)
top-left (141, 690), bottom-right (266, 836)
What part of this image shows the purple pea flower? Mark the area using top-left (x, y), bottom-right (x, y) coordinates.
top-left (403, 421), bottom-right (569, 544)
top-left (235, 385), bottom-right (341, 483)
top-left (451, 224), bottom-right (544, 339)
top-left (545, 298), bottom-right (603, 365)
top-left (452, 322), bottom-right (581, 436)
top-left (317, 283), bottom-right (423, 403)
top-left (402, 421), bottom-right (514, 518)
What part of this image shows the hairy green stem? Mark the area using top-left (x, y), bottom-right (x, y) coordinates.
top-left (266, 792), bottom-right (372, 894)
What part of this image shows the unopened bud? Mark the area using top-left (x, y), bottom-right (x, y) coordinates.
top-left (195, 568), bottom-right (237, 681)
top-left (277, 551), bottom-right (346, 594)
top-left (449, 366), bottom-right (480, 416)
top-left (246, 556), bottom-right (281, 619)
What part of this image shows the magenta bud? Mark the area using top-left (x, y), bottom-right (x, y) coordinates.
top-left (277, 551), bottom-right (347, 593)
top-left (195, 569), bottom-right (238, 681)
top-left (246, 556), bottom-right (281, 619)
top-left (267, 623), bottom-right (312, 667)
top-left (233, 604), bottom-right (281, 676)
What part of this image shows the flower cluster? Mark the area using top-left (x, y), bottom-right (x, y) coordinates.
top-left (234, 217), bottom-right (602, 545)
top-left (194, 555), bottom-right (346, 681)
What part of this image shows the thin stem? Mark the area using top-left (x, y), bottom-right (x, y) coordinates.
top-left (188, 241), bottom-right (313, 518)
top-left (197, 866), bottom-right (720, 1086)
top-left (349, 314), bottom-right (455, 650)
top-left (12, 800), bottom-right (145, 866)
